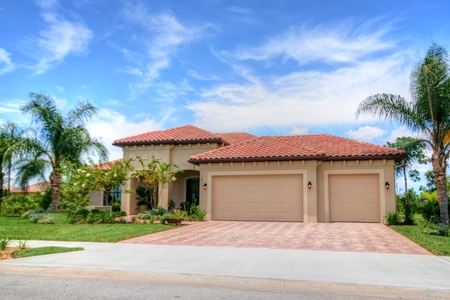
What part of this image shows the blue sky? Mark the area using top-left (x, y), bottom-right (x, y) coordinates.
top-left (1, 0), bottom-right (449, 190)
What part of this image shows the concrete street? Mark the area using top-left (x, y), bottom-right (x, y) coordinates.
top-left (1, 240), bottom-right (450, 299)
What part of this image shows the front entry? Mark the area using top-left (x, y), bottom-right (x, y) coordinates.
top-left (186, 178), bottom-right (199, 210)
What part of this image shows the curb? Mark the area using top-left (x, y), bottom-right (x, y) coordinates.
top-left (1, 265), bottom-right (449, 299)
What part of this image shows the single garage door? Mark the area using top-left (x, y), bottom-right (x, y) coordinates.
top-left (329, 174), bottom-right (380, 222)
top-left (212, 174), bottom-right (303, 221)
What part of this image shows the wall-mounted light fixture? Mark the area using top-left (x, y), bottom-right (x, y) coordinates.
top-left (385, 182), bottom-right (390, 190)
top-left (308, 181), bottom-right (312, 189)
top-left (203, 183), bottom-right (207, 190)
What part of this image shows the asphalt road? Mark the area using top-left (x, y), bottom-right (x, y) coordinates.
top-left (0, 274), bottom-right (384, 300)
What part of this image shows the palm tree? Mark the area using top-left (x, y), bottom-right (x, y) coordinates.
top-left (0, 122), bottom-right (29, 196)
top-left (12, 93), bottom-right (109, 211)
top-left (356, 43), bottom-right (450, 222)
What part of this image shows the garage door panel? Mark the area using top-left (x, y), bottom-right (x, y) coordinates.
top-left (212, 174), bottom-right (303, 221)
top-left (329, 174), bottom-right (380, 222)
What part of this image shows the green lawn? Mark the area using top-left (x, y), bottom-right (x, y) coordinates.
top-left (392, 225), bottom-right (450, 256)
top-left (0, 213), bottom-right (173, 242)
top-left (12, 247), bottom-right (84, 258)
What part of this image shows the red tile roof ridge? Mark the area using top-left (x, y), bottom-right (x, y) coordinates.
top-left (113, 124), bottom-right (222, 145)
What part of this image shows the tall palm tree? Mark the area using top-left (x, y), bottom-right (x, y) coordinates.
top-left (356, 43), bottom-right (450, 222)
top-left (12, 93), bottom-right (108, 211)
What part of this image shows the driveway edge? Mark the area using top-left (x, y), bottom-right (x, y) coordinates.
top-left (1, 265), bottom-right (449, 299)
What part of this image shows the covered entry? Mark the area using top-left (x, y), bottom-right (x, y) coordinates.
top-left (211, 174), bottom-right (303, 221)
top-left (328, 174), bottom-right (380, 222)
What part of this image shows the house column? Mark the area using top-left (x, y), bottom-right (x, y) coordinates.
top-left (121, 178), bottom-right (137, 215)
top-left (306, 163), bottom-right (318, 223)
top-left (159, 184), bottom-right (169, 209)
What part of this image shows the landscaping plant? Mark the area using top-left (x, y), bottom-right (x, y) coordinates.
top-left (384, 211), bottom-right (400, 225)
top-left (0, 237), bottom-right (10, 251)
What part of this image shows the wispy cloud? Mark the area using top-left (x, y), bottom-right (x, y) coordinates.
top-left (0, 48), bottom-right (14, 75)
top-left (188, 19), bottom-right (411, 134)
top-left (120, 3), bottom-right (208, 97)
top-left (187, 70), bottom-right (221, 81)
top-left (30, 0), bottom-right (93, 74)
top-left (232, 18), bottom-right (396, 64)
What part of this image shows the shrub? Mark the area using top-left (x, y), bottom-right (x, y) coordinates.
top-left (38, 188), bottom-right (53, 211)
top-left (112, 201), bottom-right (121, 212)
top-left (384, 211), bottom-right (400, 225)
top-left (150, 206), bottom-right (167, 216)
top-left (190, 205), bottom-right (206, 221)
top-left (418, 191), bottom-right (440, 221)
top-left (159, 213), bottom-right (174, 225)
top-left (0, 237), bottom-right (10, 251)
top-left (1, 194), bottom-right (39, 216)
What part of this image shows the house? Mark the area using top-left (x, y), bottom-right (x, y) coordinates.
top-left (89, 159), bottom-right (124, 208)
top-left (2, 182), bottom-right (49, 194)
top-left (112, 125), bottom-right (405, 223)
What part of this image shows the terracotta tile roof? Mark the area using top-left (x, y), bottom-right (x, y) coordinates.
top-left (93, 159), bottom-right (124, 170)
top-left (3, 182), bottom-right (49, 193)
top-left (218, 132), bottom-right (257, 145)
top-left (272, 134), bottom-right (405, 159)
top-left (113, 125), bottom-right (222, 146)
top-left (189, 136), bottom-right (326, 162)
top-left (189, 134), bottom-right (405, 163)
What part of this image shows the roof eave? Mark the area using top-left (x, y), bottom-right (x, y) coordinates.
top-left (188, 155), bottom-right (327, 165)
top-left (325, 154), bottom-right (407, 162)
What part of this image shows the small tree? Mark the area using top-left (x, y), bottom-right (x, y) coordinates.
top-left (132, 157), bottom-right (181, 209)
top-left (386, 137), bottom-right (426, 223)
top-left (62, 159), bottom-right (134, 208)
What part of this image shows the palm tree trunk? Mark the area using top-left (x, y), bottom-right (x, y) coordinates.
top-left (49, 171), bottom-right (62, 212)
top-left (431, 149), bottom-right (449, 222)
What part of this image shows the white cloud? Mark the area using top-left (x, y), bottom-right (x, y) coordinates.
top-left (233, 18), bottom-right (396, 65)
top-left (346, 126), bottom-right (385, 141)
top-left (386, 126), bottom-right (416, 142)
top-left (121, 4), bottom-right (208, 97)
top-left (87, 108), bottom-right (163, 160)
top-left (0, 48), bottom-right (14, 75)
top-left (188, 53), bottom-right (410, 132)
top-left (30, 0), bottom-right (93, 74)
top-left (187, 70), bottom-right (221, 81)
top-left (56, 85), bottom-right (64, 92)
top-left (290, 126), bottom-right (308, 135)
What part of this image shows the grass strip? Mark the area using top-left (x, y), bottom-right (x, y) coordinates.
top-left (391, 225), bottom-right (450, 256)
top-left (0, 213), bottom-right (173, 242)
top-left (12, 246), bottom-right (83, 258)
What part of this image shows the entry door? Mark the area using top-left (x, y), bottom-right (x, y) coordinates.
top-left (186, 178), bottom-right (200, 209)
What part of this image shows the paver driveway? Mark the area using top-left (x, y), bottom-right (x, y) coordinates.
top-left (120, 221), bottom-right (432, 255)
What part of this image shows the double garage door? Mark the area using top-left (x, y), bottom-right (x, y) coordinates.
top-left (211, 173), bottom-right (381, 223)
top-left (212, 174), bottom-right (303, 221)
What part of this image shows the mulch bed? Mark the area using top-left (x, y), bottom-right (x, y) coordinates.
top-left (0, 247), bottom-right (19, 260)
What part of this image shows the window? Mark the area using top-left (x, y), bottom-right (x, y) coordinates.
top-left (103, 185), bottom-right (122, 206)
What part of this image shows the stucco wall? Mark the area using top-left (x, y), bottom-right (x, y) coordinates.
top-left (198, 159), bottom-right (396, 223)
top-left (316, 159), bottom-right (396, 222)
top-left (198, 160), bottom-right (318, 221)
top-left (119, 143), bottom-right (219, 214)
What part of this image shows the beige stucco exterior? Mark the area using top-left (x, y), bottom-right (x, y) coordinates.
top-left (119, 143), bottom-right (221, 214)
top-left (115, 141), bottom-right (397, 223)
top-left (197, 159), bottom-right (396, 223)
